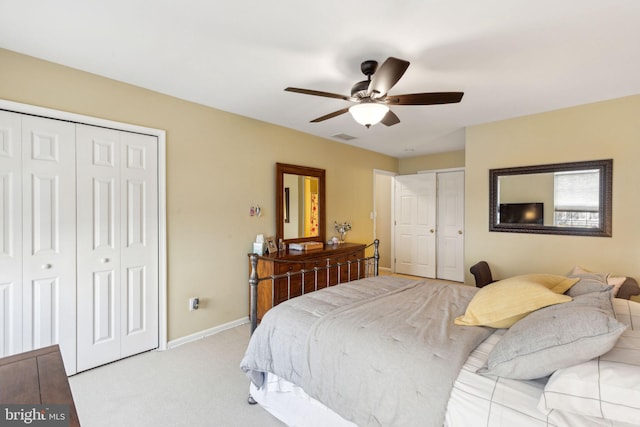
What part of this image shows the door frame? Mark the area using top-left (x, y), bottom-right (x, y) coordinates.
top-left (0, 98), bottom-right (169, 351)
top-left (372, 169), bottom-right (396, 272)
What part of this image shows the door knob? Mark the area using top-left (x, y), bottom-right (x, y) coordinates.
top-left (430, 229), bottom-right (435, 233)
top-left (101, 258), bottom-right (110, 263)
top-left (42, 263), bottom-right (52, 269)
top-left (458, 230), bottom-right (463, 235)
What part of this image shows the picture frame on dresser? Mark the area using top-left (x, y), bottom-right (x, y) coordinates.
top-left (265, 236), bottom-right (278, 254)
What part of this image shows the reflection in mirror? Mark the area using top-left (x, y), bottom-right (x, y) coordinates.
top-left (489, 159), bottom-right (612, 236)
top-left (276, 163), bottom-right (326, 244)
top-left (282, 173), bottom-right (320, 239)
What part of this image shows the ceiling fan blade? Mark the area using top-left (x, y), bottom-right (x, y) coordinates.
top-left (367, 57), bottom-right (410, 98)
top-left (381, 110), bottom-right (400, 127)
top-left (310, 107), bottom-right (350, 123)
top-left (386, 92), bottom-right (464, 105)
top-left (285, 87), bottom-right (352, 101)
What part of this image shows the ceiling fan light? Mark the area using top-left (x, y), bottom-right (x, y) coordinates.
top-left (349, 103), bottom-right (389, 127)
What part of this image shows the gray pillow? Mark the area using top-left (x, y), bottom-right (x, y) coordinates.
top-left (478, 291), bottom-right (626, 380)
top-left (566, 272), bottom-right (614, 297)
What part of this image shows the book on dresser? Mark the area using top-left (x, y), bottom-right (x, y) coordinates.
top-left (288, 241), bottom-right (324, 251)
top-left (248, 242), bottom-right (367, 321)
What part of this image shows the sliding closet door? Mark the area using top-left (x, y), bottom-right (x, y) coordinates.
top-left (0, 111), bottom-right (23, 357)
top-left (21, 115), bottom-right (76, 372)
top-left (76, 125), bottom-right (158, 372)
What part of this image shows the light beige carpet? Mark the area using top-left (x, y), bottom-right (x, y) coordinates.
top-left (69, 324), bottom-right (283, 427)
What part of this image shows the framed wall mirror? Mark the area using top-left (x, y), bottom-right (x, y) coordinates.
top-left (489, 159), bottom-right (612, 237)
top-left (276, 163), bottom-right (326, 244)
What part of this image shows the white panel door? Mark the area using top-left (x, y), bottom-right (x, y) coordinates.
top-left (76, 125), bottom-right (158, 372)
top-left (394, 173), bottom-right (436, 277)
top-left (119, 131), bottom-right (158, 358)
top-left (437, 171), bottom-right (465, 282)
top-left (21, 115), bottom-right (76, 373)
top-left (76, 125), bottom-right (122, 371)
top-left (0, 111), bottom-right (23, 357)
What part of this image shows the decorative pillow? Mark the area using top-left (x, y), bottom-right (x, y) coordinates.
top-left (569, 265), bottom-right (626, 296)
top-left (607, 275), bottom-right (627, 296)
top-left (566, 272), bottom-right (614, 297)
top-left (538, 298), bottom-right (640, 424)
top-left (479, 291), bottom-right (627, 380)
top-left (454, 274), bottom-right (576, 328)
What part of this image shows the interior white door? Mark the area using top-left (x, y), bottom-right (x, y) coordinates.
top-left (119, 131), bottom-right (158, 358)
top-left (436, 171), bottom-right (465, 282)
top-left (21, 115), bottom-right (77, 373)
top-left (1, 102), bottom-right (163, 374)
top-left (394, 173), bottom-right (436, 277)
top-left (0, 110), bottom-right (23, 357)
top-left (76, 125), bottom-right (158, 372)
top-left (76, 125), bottom-right (122, 370)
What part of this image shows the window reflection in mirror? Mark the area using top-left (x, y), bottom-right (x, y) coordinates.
top-left (490, 159), bottom-right (612, 237)
top-left (497, 169), bottom-right (600, 227)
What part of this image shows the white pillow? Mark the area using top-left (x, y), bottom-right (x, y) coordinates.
top-left (538, 298), bottom-right (640, 424)
top-left (569, 265), bottom-right (626, 296)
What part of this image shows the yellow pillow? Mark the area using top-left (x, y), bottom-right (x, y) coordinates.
top-left (455, 274), bottom-right (576, 328)
top-left (516, 273), bottom-right (581, 294)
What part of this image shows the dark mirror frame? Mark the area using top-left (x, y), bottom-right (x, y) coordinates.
top-left (276, 163), bottom-right (326, 244)
top-left (489, 159), bottom-right (612, 237)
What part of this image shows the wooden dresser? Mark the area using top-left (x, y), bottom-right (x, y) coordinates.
top-left (249, 242), bottom-right (367, 321)
top-left (0, 345), bottom-right (80, 426)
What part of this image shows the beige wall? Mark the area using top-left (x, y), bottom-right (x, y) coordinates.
top-left (465, 95), bottom-right (640, 284)
top-left (0, 48), bottom-right (398, 341)
top-left (398, 149), bottom-right (465, 174)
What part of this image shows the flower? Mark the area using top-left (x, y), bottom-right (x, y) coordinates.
top-left (334, 221), bottom-right (352, 234)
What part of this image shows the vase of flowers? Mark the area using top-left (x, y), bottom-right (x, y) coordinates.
top-left (334, 221), bottom-right (352, 244)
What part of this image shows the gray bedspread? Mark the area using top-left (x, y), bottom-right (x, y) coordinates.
top-left (240, 276), bottom-right (492, 427)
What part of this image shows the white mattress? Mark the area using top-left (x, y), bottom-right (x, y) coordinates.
top-left (251, 327), bottom-right (635, 427)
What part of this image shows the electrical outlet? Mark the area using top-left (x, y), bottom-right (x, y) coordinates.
top-left (189, 297), bottom-right (199, 311)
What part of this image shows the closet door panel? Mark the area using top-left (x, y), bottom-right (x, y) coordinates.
top-left (437, 171), bottom-right (465, 282)
top-left (76, 125), bottom-right (122, 371)
top-left (29, 277), bottom-right (59, 348)
top-left (394, 173), bottom-right (437, 277)
top-left (120, 132), bottom-right (158, 357)
top-left (21, 115), bottom-right (76, 373)
top-left (0, 111), bottom-right (22, 357)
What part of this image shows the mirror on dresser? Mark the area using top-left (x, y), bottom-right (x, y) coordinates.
top-left (276, 163), bottom-right (326, 244)
top-left (489, 159), bottom-right (612, 237)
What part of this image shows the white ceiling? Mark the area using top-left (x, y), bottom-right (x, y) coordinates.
top-left (2, 0), bottom-right (639, 158)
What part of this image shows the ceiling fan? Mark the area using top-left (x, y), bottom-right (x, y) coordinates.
top-left (285, 57), bottom-right (464, 128)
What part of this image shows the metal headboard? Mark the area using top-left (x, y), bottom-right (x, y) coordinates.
top-left (248, 239), bottom-right (379, 334)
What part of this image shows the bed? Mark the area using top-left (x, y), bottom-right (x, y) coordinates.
top-left (241, 246), bottom-right (640, 427)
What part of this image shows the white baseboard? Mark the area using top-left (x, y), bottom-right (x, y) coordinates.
top-left (166, 317), bottom-right (250, 350)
